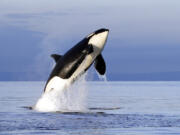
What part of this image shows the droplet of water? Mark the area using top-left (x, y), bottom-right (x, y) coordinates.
top-left (97, 72), bottom-right (108, 82)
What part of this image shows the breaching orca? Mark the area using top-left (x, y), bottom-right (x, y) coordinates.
top-left (34, 28), bottom-right (109, 111)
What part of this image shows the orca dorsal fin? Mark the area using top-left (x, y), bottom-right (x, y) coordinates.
top-left (51, 54), bottom-right (62, 63)
top-left (94, 54), bottom-right (106, 75)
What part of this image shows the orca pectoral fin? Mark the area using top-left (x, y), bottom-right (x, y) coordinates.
top-left (51, 54), bottom-right (62, 63)
top-left (94, 54), bottom-right (106, 75)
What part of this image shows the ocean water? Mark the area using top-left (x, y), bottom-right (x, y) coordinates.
top-left (1, 81), bottom-right (180, 135)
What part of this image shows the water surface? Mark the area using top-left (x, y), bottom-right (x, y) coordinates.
top-left (1, 81), bottom-right (180, 135)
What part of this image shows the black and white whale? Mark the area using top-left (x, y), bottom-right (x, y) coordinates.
top-left (34, 28), bottom-right (109, 112)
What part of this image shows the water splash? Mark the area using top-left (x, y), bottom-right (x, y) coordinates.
top-left (34, 74), bottom-right (88, 112)
top-left (61, 74), bottom-right (88, 112)
top-left (97, 72), bottom-right (108, 82)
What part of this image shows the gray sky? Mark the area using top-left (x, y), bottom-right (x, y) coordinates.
top-left (0, 0), bottom-right (180, 80)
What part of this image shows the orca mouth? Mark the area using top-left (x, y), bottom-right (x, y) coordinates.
top-left (94, 28), bottom-right (109, 34)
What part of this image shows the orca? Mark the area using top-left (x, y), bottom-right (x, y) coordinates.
top-left (34, 28), bottom-right (109, 112)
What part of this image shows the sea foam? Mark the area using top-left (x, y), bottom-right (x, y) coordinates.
top-left (34, 74), bottom-right (88, 112)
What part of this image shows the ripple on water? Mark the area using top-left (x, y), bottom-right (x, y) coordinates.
top-left (1, 110), bottom-right (180, 133)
